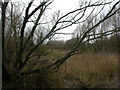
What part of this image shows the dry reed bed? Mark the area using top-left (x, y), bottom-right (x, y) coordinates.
top-left (40, 50), bottom-right (118, 88)
top-left (58, 52), bottom-right (118, 88)
top-left (24, 50), bottom-right (118, 88)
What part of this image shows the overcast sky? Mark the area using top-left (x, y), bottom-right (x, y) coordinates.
top-left (40, 0), bottom-right (79, 40)
top-left (46, 0), bottom-right (117, 41)
top-left (49, 0), bottom-right (79, 40)
top-left (8, 0), bottom-right (79, 40)
top-left (8, 0), bottom-right (118, 41)
top-left (50, 0), bottom-right (78, 13)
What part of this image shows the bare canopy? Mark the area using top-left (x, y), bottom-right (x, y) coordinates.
top-left (1, 0), bottom-right (120, 82)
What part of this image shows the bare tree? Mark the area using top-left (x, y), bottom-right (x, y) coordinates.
top-left (1, 0), bottom-right (11, 83)
top-left (1, 0), bottom-right (120, 87)
top-left (73, 1), bottom-right (120, 52)
top-left (20, 0), bottom-right (120, 74)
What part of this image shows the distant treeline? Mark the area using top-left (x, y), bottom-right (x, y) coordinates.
top-left (5, 33), bottom-right (119, 60)
top-left (45, 34), bottom-right (120, 53)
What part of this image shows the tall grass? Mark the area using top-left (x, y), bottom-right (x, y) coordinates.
top-left (58, 52), bottom-right (118, 88)
top-left (7, 50), bottom-right (117, 88)
top-left (40, 50), bottom-right (118, 88)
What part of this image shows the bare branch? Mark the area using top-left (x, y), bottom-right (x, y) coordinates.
top-left (55, 33), bottom-right (74, 35)
top-left (50, 0), bottom-right (120, 69)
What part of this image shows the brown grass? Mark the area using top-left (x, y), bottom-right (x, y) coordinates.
top-left (40, 50), bottom-right (118, 88)
top-left (63, 52), bottom-right (118, 88)
top-left (11, 50), bottom-right (118, 88)
top-left (4, 49), bottom-right (118, 88)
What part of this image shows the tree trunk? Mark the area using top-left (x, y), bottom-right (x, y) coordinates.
top-left (2, 1), bottom-right (11, 83)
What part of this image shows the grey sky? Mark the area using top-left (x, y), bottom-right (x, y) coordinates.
top-left (49, 0), bottom-right (79, 40)
top-left (6, 0), bottom-right (118, 41)
top-left (9, 0), bottom-right (79, 40)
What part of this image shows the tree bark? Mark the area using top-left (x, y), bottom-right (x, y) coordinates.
top-left (2, 1), bottom-right (11, 83)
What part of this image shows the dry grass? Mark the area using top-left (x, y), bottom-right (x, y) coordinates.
top-left (40, 50), bottom-right (118, 88)
top-left (62, 52), bottom-right (118, 88)
top-left (15, 50), bottom-right (118, 88)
